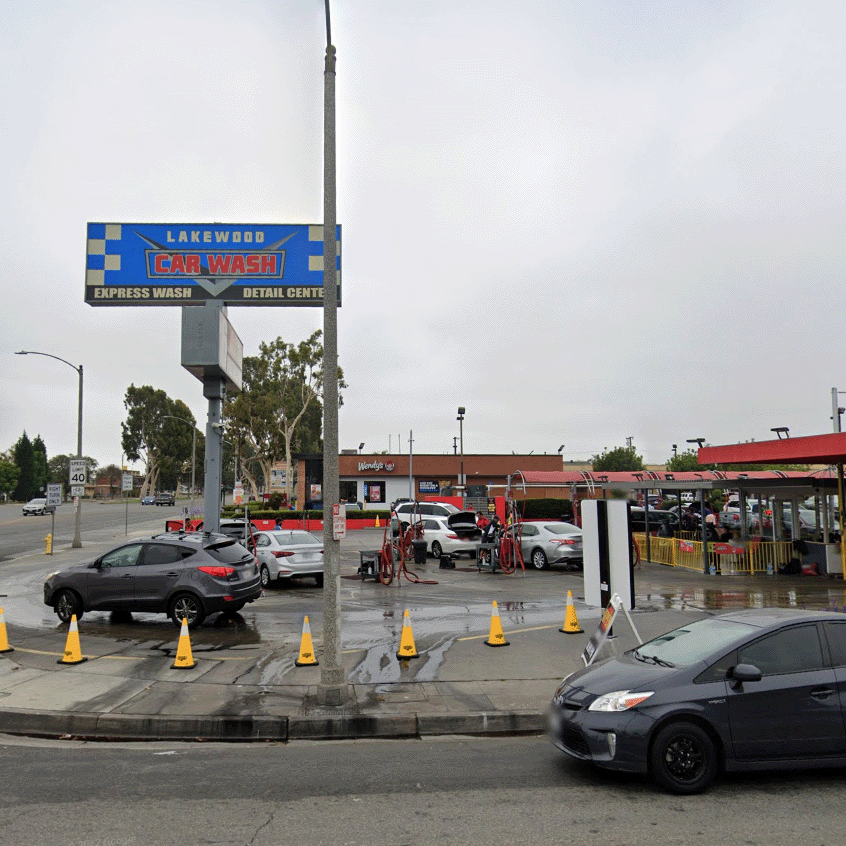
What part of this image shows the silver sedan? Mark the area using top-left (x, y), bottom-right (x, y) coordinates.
top-left (252, 529), bottom-right (324, 587)
top-left (506, 521), bottom-right (583, 570)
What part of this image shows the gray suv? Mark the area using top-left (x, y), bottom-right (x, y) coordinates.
top-left (43, 532), bottom-right (262, 628)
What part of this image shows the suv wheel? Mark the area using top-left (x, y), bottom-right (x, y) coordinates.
top-left (54, 589), bottom-right (84, 623)
top-left (169, 593), bottom-right (206, 628)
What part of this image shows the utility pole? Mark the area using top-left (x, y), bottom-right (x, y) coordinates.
top-left (318, 0), bottom-right (345, 706)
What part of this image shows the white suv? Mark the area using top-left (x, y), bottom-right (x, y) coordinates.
top-left (393, 501), bottom-right (460, 528)
top-left (23, 497), bottom-right (56, 516)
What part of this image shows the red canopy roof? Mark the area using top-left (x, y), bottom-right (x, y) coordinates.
top-left (699, 433), bottom-right (846, 466)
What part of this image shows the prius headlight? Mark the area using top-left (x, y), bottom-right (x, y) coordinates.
top-left (588, 690), bottom-right (654, 712)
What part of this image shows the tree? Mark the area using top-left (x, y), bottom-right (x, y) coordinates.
top-left (0, 452), bottom-right (20, 497)
top-left (223, 332), bottom-right (346, 496)
top-left (32, 435), bottom-right (49, 494)
top-left (97, 463), bottom-right (123, 498)
top-left (121, 386), bottom-right (197, 496)
top-left (665, 449), bottom-right (714, 472)
top-left (592, 445), bottom-right (645, 472)
top-left (12, 432), bottom-right (36, 501)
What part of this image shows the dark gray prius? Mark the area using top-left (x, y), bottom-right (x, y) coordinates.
top-left (43, 531), bottom-right (262, 628)
top-left (549, 608), bottom-right (846, 794)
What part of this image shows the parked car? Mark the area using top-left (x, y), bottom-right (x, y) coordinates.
top-left (217, 519), bottom-right (259, 542)
top-left (153, 493), bottom-right (175, 506)
top-left (549, 608), bottom-right (846, 794)
top-left (419, 512), bottom-right (482, 559)
top-left (505, 521), bottom-right (583, 570)
top-left (393, 500), bottom-right (460, 528)
top-left (43, 532), bottom-right (262, 628)
top-left (22, 497), bottom-right (56, 516)
top-left (781, 506), bottom-right (823, 537)
top-left (252, 529), bottom-right (324, 587)
top-left (629, 508), bottom-right (679, 536)
top-left (141, 495), bottom-right (155, 505)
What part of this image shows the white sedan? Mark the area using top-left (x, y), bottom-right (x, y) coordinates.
top-left (252, 529), bottom-right (324, 587)
top-left (419, 514), bottom-right (482, 559)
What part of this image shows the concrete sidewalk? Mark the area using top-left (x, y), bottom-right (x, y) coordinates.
top-left (0, 528), bottom-right (840, 743)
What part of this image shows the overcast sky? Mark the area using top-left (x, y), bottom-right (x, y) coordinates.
top-left (2, 0), bottom-right (844, 471)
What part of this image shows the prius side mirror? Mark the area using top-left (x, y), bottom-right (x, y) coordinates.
top-left (729, 663), bottom-right (762, 687)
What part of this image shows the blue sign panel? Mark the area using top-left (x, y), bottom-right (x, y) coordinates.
top-left (85, 222), bottom-right (341, 306)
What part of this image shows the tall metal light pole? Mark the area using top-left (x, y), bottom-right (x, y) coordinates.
top-left (319, 0), bottom-right (345, 706)
top-left (457, 407), bottom-right (465, 491)
top-left (16, 350), bottom-right (84, 548)
top-left (161, 415), bottom-right (197, 506)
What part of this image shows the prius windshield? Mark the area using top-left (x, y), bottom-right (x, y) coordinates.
top-left (632, 618), bottom-right (756, 668)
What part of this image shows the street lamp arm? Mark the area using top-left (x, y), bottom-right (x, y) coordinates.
top-left (15, 350), bottom-right (81, 375)
top-left (16, 349), bottom-right (84, 548)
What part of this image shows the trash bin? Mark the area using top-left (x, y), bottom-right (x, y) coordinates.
top-left (412, 538), bottom-right (428, 565)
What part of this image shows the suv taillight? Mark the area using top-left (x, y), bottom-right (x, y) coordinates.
top-left (198, 565), bottom-right (235, 577)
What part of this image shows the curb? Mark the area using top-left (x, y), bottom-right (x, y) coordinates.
top-left (0, 708), bottom-right (546, 743)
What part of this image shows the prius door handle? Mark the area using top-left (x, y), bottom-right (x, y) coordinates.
top-left (810, 688), bottom-right (835, 700)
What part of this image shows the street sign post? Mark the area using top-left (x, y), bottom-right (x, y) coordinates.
top-left (122, 472), bottom-right (133, 492)
top-left (46, 483), bottom-right (62, 554)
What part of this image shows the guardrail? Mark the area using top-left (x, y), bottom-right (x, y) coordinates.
top-left (634, 533), bottom-right (794, 574)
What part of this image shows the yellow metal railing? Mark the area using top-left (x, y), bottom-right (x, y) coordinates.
top-left (634, 533), bottom-right (795, 575)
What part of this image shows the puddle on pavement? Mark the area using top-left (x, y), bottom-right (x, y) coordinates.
top-left (637, 585), bottom-right (846, 612)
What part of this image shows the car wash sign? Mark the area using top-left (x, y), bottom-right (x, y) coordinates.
top-left (85, 223), bottom-right (341, 306)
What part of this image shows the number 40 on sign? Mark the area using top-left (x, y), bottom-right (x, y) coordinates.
top-left (69, 459), bottom-right (87, 484)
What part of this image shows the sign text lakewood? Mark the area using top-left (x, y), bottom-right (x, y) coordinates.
top-left (85, 223), bottom-right (341, 307)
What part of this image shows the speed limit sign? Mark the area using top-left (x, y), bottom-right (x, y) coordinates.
top-left (69, 458), bottom-right (87, 485)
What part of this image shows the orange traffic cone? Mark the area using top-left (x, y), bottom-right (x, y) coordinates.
top-left (171, 618), bottom-right (196, 669)
top-left (294, 615), bottom-right (319, 666)
top-left (396, 609), bottom-right (419, 660)
top-left (375, 514), bottom-right (381, 528)
top-left (0, 607), bottom-right (13, 654)
top-left (58, 614), bottom-right (87, 665)
top-left (484, 600), bottom-right (510, 647)
top-left (560, 590), bottom-right (583, 634)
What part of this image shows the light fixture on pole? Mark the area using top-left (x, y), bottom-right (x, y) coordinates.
top-left (771, 427), bottom-right (790, 439)
top-left (456, 407), bottom-right (465, 489)
top-left (16, 350), bottom-right (84, 548)
top-left (358, 442), bottom-right (365, 454)
top-left (672, 444), bottom-right (678, 457)
top-left (557, 444), bottom-right (565, 454)
top-left (686, 437), bottom-right (705, 449)
top-left (161, 415), bottom-right (198, 505)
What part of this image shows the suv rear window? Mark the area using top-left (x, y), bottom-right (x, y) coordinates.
top-left (204, 540), bottom-right (254, 565)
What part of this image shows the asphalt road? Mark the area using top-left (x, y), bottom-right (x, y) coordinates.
top-left (0, 733), bottom-right (844, 845)
top-left (0, 499), bottom-right (186, 561)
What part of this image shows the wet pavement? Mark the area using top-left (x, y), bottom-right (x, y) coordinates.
top-left (0, 527), bottom-right (844, 742)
